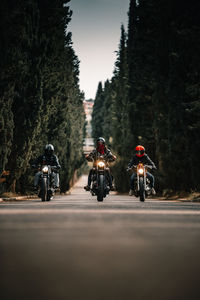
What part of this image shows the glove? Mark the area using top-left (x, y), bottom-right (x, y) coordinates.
top-left (51, 166), bottom-right (59, 173)
top-left (126, 167), bottom-right (131, 172)
top-left (85, 154), bottom-right (93, 162)
top-left (146, 165), bottom-right (153, 169)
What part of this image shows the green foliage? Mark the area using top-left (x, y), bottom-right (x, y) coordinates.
top-left (0, 0), bottom-right (85, 193)
top-left (91, 82), bottom-right (104, 140)
top-left (92, 0), bottom-right (200, 193)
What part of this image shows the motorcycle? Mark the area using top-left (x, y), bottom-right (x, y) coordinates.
top-left (129, 163), bottom-right (152, 202)
top-left (90, 156), bottom-right (110, 202)
top-left (37, 165), bottom-right (57, 202)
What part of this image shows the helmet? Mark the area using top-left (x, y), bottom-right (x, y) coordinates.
top-left (45, 144), bottom-right (54, 156)
top-left (135, 145), bottom-right (145, 157)
top-left (96, 137), bottom-right (105, 146)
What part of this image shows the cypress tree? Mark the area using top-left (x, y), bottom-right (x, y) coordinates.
top-left (93, 0), bottom-right (200, 193)
top-left (0, 0), bottom-right (43, 192)
top-left (0, 0), bottom-right (16, 181)
top-left (102, 79), bottom-right (114, 145)
top-left (91, 82), bottom-right (104, 140)
top-left (1, 0), bottom-right (85, 193)
top-left (112, 25), bottom-right (130, 156)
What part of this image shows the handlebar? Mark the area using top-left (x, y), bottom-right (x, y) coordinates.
top-left (127, 165), bottom-right (155, 171)
top-left (32, 165), bottom-right (59, 171)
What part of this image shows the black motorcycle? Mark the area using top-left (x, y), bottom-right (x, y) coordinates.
top-left (37, 165), bottom-right (56, 202)
top-left (90, 156), bottom-right (110, 202)
top-left (129, 163), bottom-right (152, 202)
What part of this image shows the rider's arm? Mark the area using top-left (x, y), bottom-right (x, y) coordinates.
top-left (107, 153), bottom-right (116, 162)
top-left (146, 156), bottom-right (156, 169)
top-left (105, 149), bottom-right (116, 161)
top-left (54, 155), bottom-right (61, 169)
top-left (32, 155), bottom-right (42, 167)
top-left (85, 150), bottom-right (95, 161)
top-left (127, 156), bottom-right (137, 169)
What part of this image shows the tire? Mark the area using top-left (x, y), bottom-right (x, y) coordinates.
top-left (97, 174), bottom-right (104, 202)
top-left (41, 177), bottom-right (47, 202)
top-left (139, 177), bottom-right (145, 202)
top-left (47, 187), bottom-right (54, 201)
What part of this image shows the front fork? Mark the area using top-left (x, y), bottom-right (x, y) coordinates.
top-left (97, 170), bottom-right (105, 183)
top-left (41, 174), bottom-right (50, 188)
top-left (137, 172), bottom-right (146, 191)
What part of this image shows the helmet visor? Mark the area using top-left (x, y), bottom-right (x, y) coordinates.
top-left (136, 150), bottom-right (144, 156)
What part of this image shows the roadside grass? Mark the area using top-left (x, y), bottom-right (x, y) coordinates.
top-left (162, 189), bottom-right (200, 202)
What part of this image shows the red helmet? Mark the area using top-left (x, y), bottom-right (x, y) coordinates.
top-left (135, 145), bottom-right (145, 157)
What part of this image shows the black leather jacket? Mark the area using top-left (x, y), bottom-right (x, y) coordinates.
top-left (128, 154), bottom-right (156, 170)
top-left (33, 154), bottom-right (61, 169)
top-left (86, 148), bottom-right (116, 167)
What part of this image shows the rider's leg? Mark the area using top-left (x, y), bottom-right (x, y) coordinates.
top-left (146, 172), bottom-right (156, 194)
top-left (106, 170), bottom-right (113, 188)
top-left (84, 169), bottom-right (93, 190)
top-left (88, 169), bottom-right (93, 186)
top-left (34, 172), bottom-right (41, 187)
top-left (130, 172), bottom-right (136, 190)
top-left (129, 173), bottom-right (136, 195)
top-left (52, 172), bottom-right (59, 188)
top-left (146, 172), bottom-right (154, 188)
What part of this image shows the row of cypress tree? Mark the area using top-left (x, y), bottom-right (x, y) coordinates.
top-left (92, 0), bottom-right (200, 193)
top-left (0, 0), bottom-right (85, 194)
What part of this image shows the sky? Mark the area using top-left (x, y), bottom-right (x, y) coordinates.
top-left (68, 0), bottom-right (130, 99)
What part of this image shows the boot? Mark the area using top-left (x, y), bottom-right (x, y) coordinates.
top-left (84, 185), bottom-right (90, 191)
top-left (129, 189), bottom-right (134, 196)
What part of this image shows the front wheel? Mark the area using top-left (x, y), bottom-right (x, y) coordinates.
top-left (139, 177), bottom-right (145, 202)
top-left (97, 174), bottom-right (104, 202)
top-left (41, 177), bottom-right (47, 202)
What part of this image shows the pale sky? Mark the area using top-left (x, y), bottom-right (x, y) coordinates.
top-left (68, 0), bottom-right (130, 99)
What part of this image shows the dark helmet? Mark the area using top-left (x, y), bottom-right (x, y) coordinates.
top-left (135, 145), bottom-right (145, 157)
top-left (96, 137), bottom-right (105, 146)
top-left (45, 144), bottom-right (54, 156)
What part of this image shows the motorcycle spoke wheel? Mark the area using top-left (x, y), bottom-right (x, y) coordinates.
top-left (139, 177), bottom-right (145, 202)
top-left (41, 178), bottom-right (47, 202)
top-left (97, 175), bottom-right (104, 202)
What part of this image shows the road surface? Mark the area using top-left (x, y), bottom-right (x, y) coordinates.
top-left (1, 176), bottom-right (200, 300)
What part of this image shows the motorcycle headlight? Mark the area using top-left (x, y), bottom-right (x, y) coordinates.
top-left (138, 168), bottom-right (144, 175)
top-left (42, 166), bottom-right (48, 173)
top-left (98, 161), bottom-right (105, 168)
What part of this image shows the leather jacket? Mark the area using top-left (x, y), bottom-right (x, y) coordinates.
top-left (86, 148), bottom-right (116, 167)
top-left (33, 154), bottom-right (61, 169)
top-left (128, 154), bottom-right (156, 170)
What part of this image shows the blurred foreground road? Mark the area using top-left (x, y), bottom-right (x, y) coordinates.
top-left (1, 175), bottom-right (200, 300)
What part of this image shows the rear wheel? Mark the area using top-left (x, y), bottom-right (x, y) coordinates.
top-left (139, 177), bottom-right (145, 202)
top-left (97, 174), bottom-right (104, 202)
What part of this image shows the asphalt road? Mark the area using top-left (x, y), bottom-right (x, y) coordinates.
top-left (1, 176), bottom-right (200, 300)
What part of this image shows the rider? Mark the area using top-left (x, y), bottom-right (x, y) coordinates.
top-left (84, 137), bottom-right (116, 191)
top-left (127, 145), bottom-right (156, 196)
top-left (32, 144), bottom-right (61, 191)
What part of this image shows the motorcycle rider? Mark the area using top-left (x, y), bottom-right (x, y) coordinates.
top-left (127, 145), bottom-right (156, 196)
top-left (84, 137), bottom-right (116, 191)
top-left (32, 144), bottom-right (61, 191)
